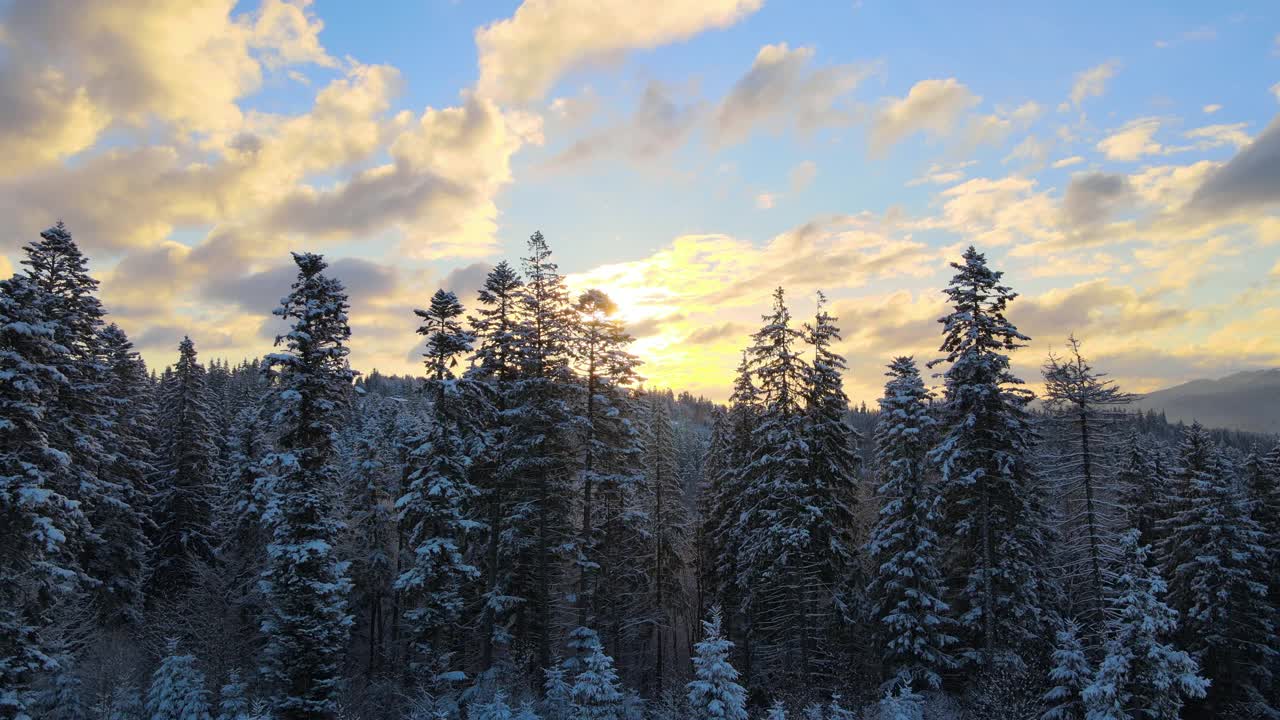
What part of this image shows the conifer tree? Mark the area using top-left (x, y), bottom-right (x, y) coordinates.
top-left (798, 292), bottom-right (862, 670)
top-left (543, 662), bottom-right (573, 720)
top-left (927, 246), bottom-right (1049, 667)
top-left (643, 391), bottom-right (689, 695)
top-left (1113, 433), bottom-right (1166, 550)
top-left (1081, 532), bottom-right (1206, 720)
top-left (876, 683), bottom-right (923, 720)
top-left (867, 357), bottom-right (954, 690)
top-left (257, 252), bottom-right (355, 719)
top-left (0, 274), bottom-right (85, 719)
top-left (1040, 337), bottom-right (1136, 634)
top-left (147, 639), bottom-right (212, 720)
top-left (1041, 621), bottom-right (1091, 720)
top-left (767, 699), bottom-right (788, 720)
top-left (571, 289), bottom-right (642, 630)
top-left (152, 336), bottom-right (220, 596)
top-left (466, 261), bottom-right (525, 670)
top-left (686, 607), bottom-right (747, 720)
top-left (568, 628), bottom-right (624, 720)
top-left (1156, 426), bottom-right (1276, 715)
top-left (397, 288), bottom-right (481, 676)
top-left (504, 231), bottom-right (581, 670)
top-left (93, 323), bottom-right (154, 627)
top-left (217, 671), bottom-right (251, 720)
top-left (105, 682), bottom-right (144, 720)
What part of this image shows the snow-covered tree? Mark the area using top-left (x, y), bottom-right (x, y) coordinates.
top-left (152, 336), bottom-right (220, 596)
top-left (876, 683), bottom-right (923, 720)
top-left (927, 246), bottom-right (1049, 666)
top-left (767, 699), bottom-right (788, 720)
top-left (1155, 424), bottom-right (1276, 716)
top-left (1082, 531), bottom-right (1206, 720)
top-left (0, 273), bottom-right (85, 719)
top-left (470, 691), bottom-right (514, 720)
top-left (1113, 433), bottom-right (1167, 551)
top-left (147, 639), bottom-right (212, 720)
top-left (398, 288), bottom-right (482, 677)
top-left (1041, 621), bottom-right (1092, 720)
top-left (214, 670), bottom-right (251, 720)
top-left (515, 700), bottom-right (542, 720)
top-left (643, 391), bottom-right (689, 695)
top-left (104, 682), bottom-right (143, 720)
top-left (257, 252), bottom-right (355, 719)
top-left (687, 607), bottom-right (747, 720)
top-left (867, 356), bottom-right (955, 690)
top-left (568, 628), bottom-right (623, 720)
top-left (1040, 336), bottom-right (1136, 633)
top-left (543, 661), bottom-right (573, 720)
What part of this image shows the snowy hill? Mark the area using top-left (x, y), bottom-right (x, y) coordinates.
top-left (1134, 368), bottom-right (1280, 435)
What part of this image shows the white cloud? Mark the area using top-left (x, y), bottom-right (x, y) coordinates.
top-left (869, 78), bottom-right (981, 152)
top-left (1097, 117), bottom-right (1163, 161)
top-left (1203, 104), bottom-right (1222, 114)
top-left (1068, 60), bottom-right (1120, 108)
top-left (755, 192), bottom-right (778, 209)
top-left (474, 0), bottom-right (762, 104)
top-left (1053, 156), bottom-right (1085, 168)
top-left (789, 160), bottom-right (818, 192)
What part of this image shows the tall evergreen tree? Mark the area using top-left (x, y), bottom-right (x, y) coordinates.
top-left (867, 357), bottom-right (955, 690)
top-left (257, 252), bottom-right (355, 719)
top-left (1041, 621), bottom-right (1091, 720)
top-left (686, 607), bottom-right (747, 720)
top-left (147, 639), bottom-right (213, 720)
top-left (1081, 532), bottom-right (1206, 720)
top-left (927, 246), bottom-right (1049, 667)
top-left (1040, 337), bottom-right (1136, 636)
top-left (465, 261), bottom-right (525, 670)
top-left (397, 288), bottom-right (481, 677)
top-left (0, 274), bottom-right (85, 719)
top-left (643, 392), bottom-right (689, 696)
top-left (152, 336), bottom-right (220, 596)
top-left (1113, 433), bottom-right (1167, 551)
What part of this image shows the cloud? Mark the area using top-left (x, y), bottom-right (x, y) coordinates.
top-left (543, 80), bottom-right (701, 169)
top-left (715, 43), bottom-right (875, 144)
top-left (1183, 122), bottom-right (1251, 150)
top-left (1068, 60), bottom-right (1120, 108)
top-left (1097, 117), bottom-right (1163, 161)
top-left (1062, 171), bottom-right (1134, 228)
top-left (686, 322), bottom-right (748, 345)
top-left (1186, 114), bottom-right (1280, 216)
top-left (869, 78), bottom-right (981, 152)
top-left (1203, 104), bottom-right (1222, 114)
top-left (1053, 156), bottom-right (1085, 169)
top-left (474, 0), bottom-right (762, 104)
top-left (0, 0), bottom-right (337, 175)
top-left (440, 262), bottom-right (495, 302)
top-left (203, 256), bottom-right (400, 315)
top-left (755, 193), bottom-right (778, 210)
top-left (789, 160), bottom-right (818, 192)
top-left (906, 161), bottom-right (975, 187)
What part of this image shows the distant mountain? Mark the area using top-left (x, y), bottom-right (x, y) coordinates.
top-left (1133, 368), bottom-right (1280, 436)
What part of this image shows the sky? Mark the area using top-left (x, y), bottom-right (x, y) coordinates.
top-left (1, 0), bottom-right (1279, 403)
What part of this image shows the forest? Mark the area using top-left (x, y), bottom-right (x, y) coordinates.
top-left (2, 222), bottom-right (1278, 720)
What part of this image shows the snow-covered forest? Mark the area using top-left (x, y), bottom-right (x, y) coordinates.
top-left (3, 223), bottom-right (1279, 720)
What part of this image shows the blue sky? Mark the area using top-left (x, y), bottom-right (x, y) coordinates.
top-left (1, 0), bottom-right (1278, 401)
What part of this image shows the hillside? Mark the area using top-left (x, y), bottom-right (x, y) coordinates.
top-left (1134, 368), bottom-right (1280, 435)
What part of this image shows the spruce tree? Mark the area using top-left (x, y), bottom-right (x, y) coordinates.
top-left (867, 357), bottom-right (955, 690)
top-left (643, 391), bottom-right (689, 695)
top-left (466, 261), bottom-right (525, 670)
top-left (686, 607), bottom-right (747, 720)
top-left (543, 662), bottom-right (573, 720)
top-left (147, 639), bottom-right (212, 720)
top-left (397, 288), bottom-right (481, 676)
top-left (257, 252), bottom-right (355, 719)
top-left (217, 671), bottom-right (251, 720)
top-left (1113, 433), bottom-right (1166, 550)
top-left (93, 324), bottom-right (154, 627)
top-left (1041, 621), bottom-right (1091, 720)
top-left (151, 336), bottom-right (220, 597)
top-left (1081, 532), bottom-right (1206, 720)
top-left (568, 628), bottom-right (623, 720)
top-left (927, 246), bottom-right (1048, 667)
top-left (1040, 336), bottom-right (1135, 634)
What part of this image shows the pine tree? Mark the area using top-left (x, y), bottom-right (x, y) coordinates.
top-left (798, 292), bottom-right (862, 675)
top-left (1041, 621), bottom-right (1092, 720)
top-left (876, 683), bottom-right (923, 720)
top-left (217, 671), bottom-right (251, 720)
top-left (686, 607), bottom-right (747, 720)
top-left (92, 324), bottom-right (154, 627)
top-left (39, 651), bottom-right (87, 720)
top-left (643, 391), bottom-right (689, 695)
top-left (397, 288), bottom-right (481, 676)
top-left (1081, 532), bottom-right (1206, 720)
top-left (147, 639), bottom-right (213, 720)
top-left (568, 628), bottom-right (624, 720)
top-left (767, 699), bottom-right (788, 720)
top-left (0, 272), bottom-right (86, 720)
top-left (543, 662), bottom-right (574, 720)
top-left (504, 231), bottom-right (582, 671)
top-left (1113, 433), bottom-right (1166, 550)
top-left (515, 700), bottom-right (542, 720)
top-left (570, 289), bottom-right (642, 632)
top-left (470, 691), bottom-right (514, 720)
top-left (257, 252), bottom-right (355, 719)
top-left (346, 399), bottom-right (397, 676)
top-left (466, 261), bottom-right (525, 670)
top-left (1040, 337), bottom-right (1136, 634)
top-left (927, 246), bottom-right (1048, 667)
top-left (1156, 425), bottom-right (1276, 716)
top-left (104, 682), bottom-right (143, 720)
top-left (152, 336), bottom-right (220, 596)
top-left (735, 287), bottom-right (814, 680)
top-left (867, 356), bottom-right (955, 690)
